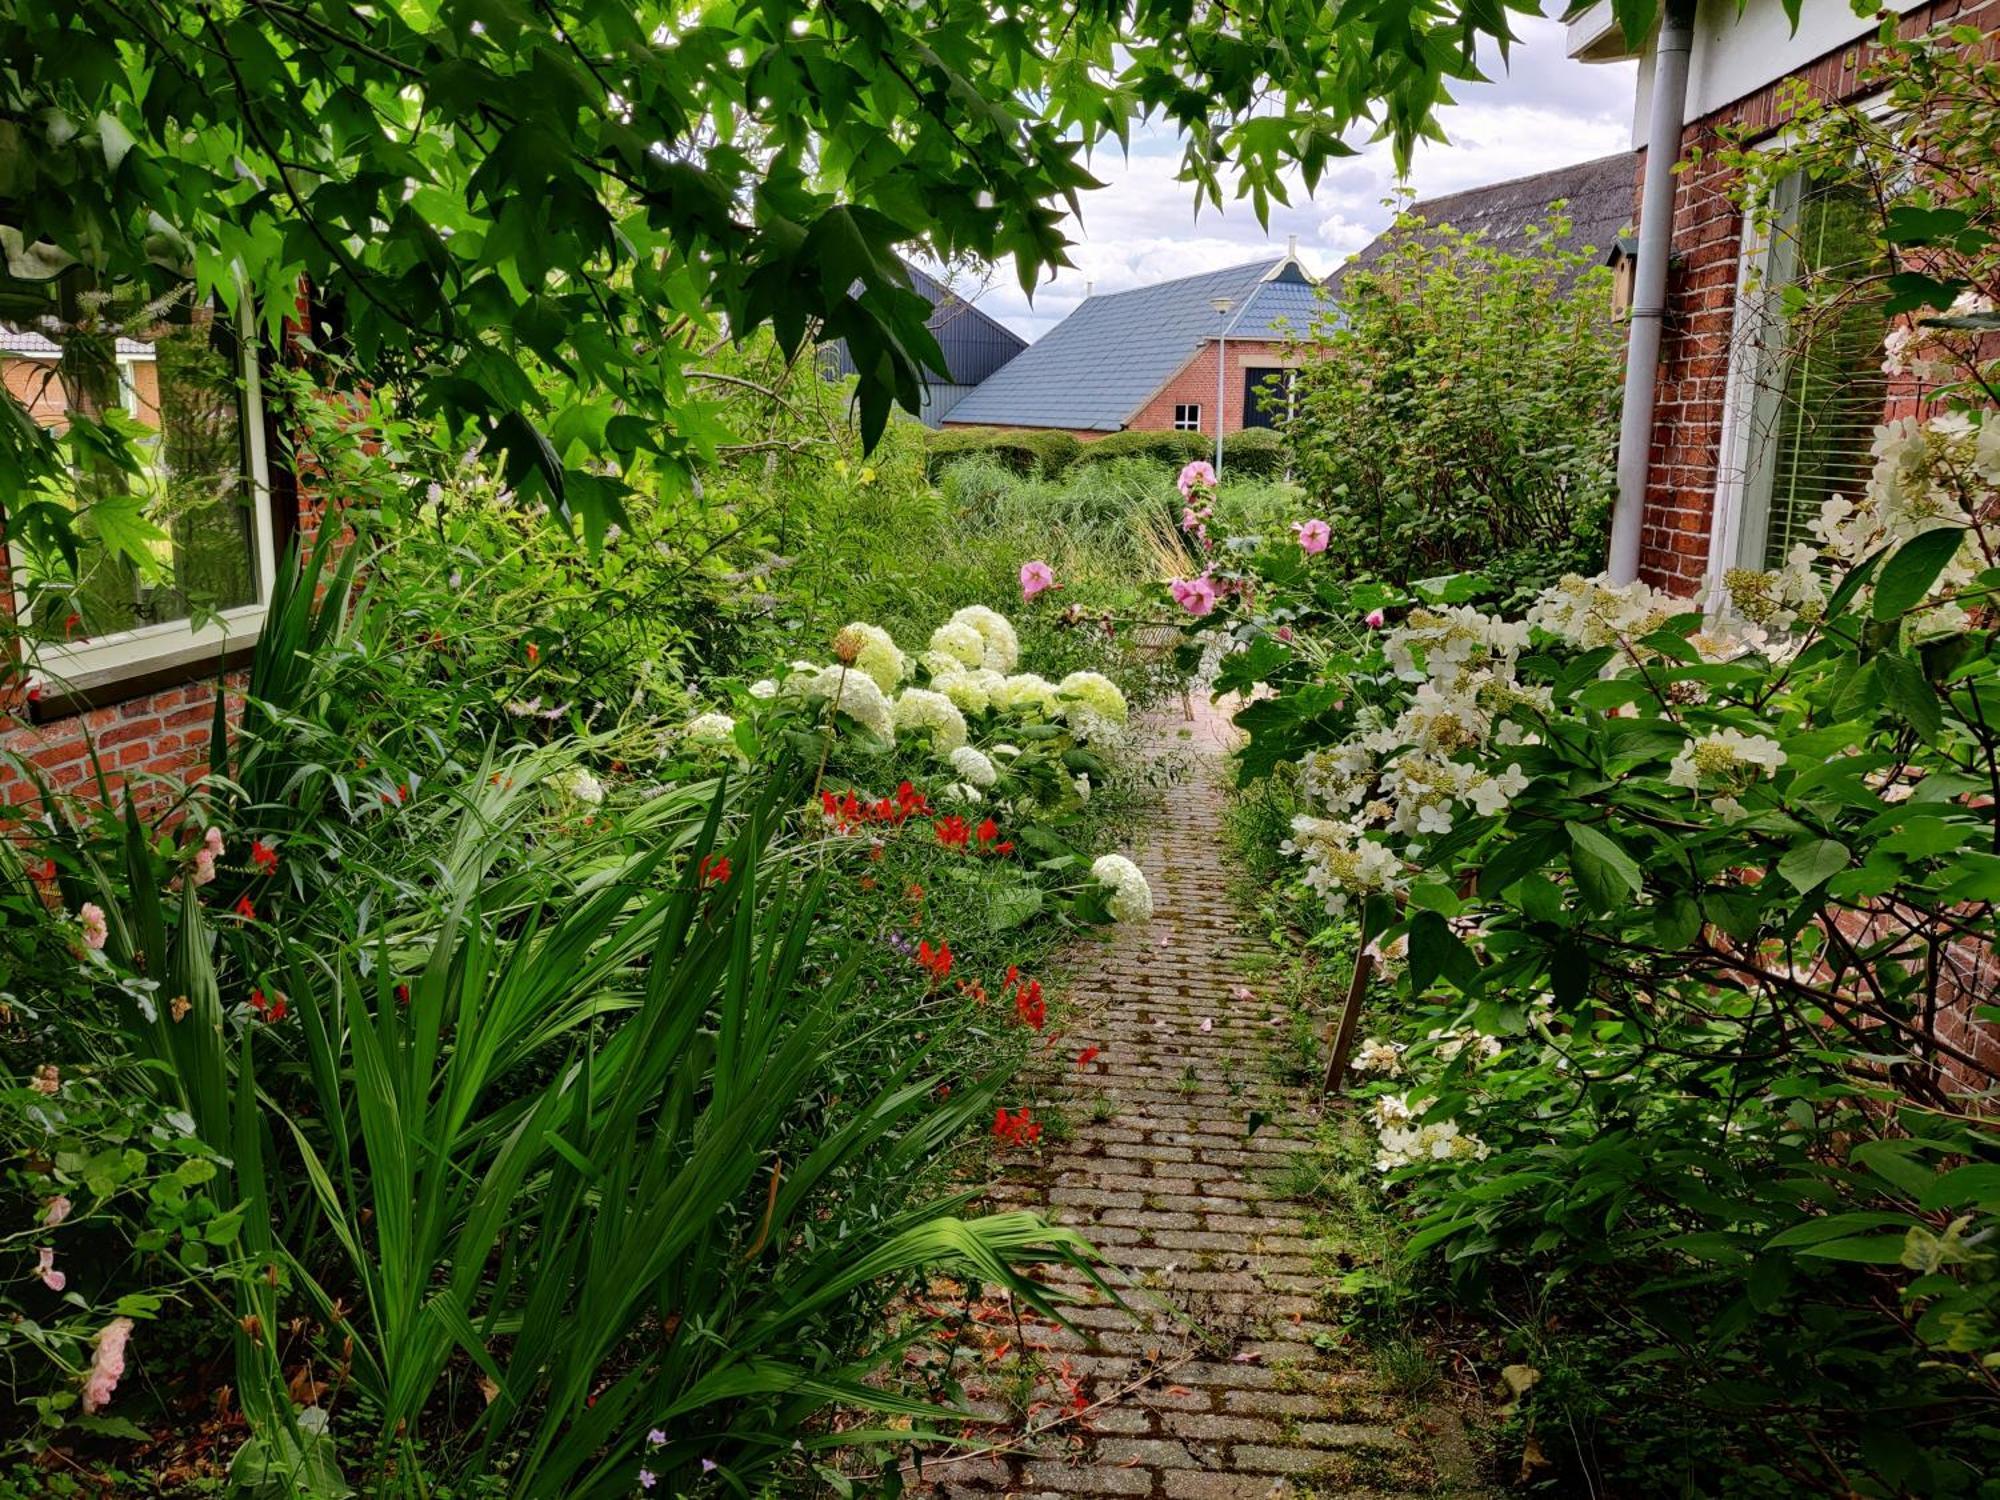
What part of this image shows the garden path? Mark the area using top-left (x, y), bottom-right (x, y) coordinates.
top-left (909, 697), bottom-right (1471, 1499)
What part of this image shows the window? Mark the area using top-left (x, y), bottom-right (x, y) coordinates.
top-left (2, 276), bottom-right (274, 696)
top-left (1172, 403), bottom-right (1201, 431)
top-left (1242, 367), bottom-right (1296, 430)
top-left (1712, 169), bottom-right (1889, 577)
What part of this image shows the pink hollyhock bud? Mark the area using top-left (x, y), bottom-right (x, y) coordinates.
top-left (1294, 519), bottom-right (1331, 554)
top-left (1018, 560), bottom-right (1055, 600)
top-left (1276, 626), bottom-right (1294, 643)
top-left (1365, 608), bottom-right (1386, 629)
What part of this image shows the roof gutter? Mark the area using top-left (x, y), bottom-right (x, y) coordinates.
top-left (1606, 0), bottom-right (1697, 584)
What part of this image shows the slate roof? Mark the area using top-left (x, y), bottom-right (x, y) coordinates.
top-left (824, 261), bottom-right (1026, 389)
top-left (943, 258), bottom-right (1300, 432)
top-left (1326, 151), bottom-right (1637, 297)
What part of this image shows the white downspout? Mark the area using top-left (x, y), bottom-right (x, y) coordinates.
top-left (1607, 0), bottom-right (1698, 584)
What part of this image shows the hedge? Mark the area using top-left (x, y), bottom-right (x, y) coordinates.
top-left (1221, 426), bottom-right (1289, 478)
top-left (1068, 429), bottom-right (1212, 471)
top-left (924, 426), bottom-right (1081, 481)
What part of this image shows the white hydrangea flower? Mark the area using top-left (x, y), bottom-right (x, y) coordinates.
top-left (1665, 729), bottom-right (1786, 791)
top-left (747, 679), bottom-right (779, 700)
top-left (932, 670), bottom-right (992, 715)
top-left (947, 744), bottom-right (998, 788)
top-left (1073, 772), bottom-right (1092, 803)
top-left (1465, 764), bottom-right (1529, 817)
top-left (552, 767), bottom-right (605, 805)
top-left (1375, 1117), bottom-right (1490, 1172)
top-left (1351, 1039), bottom-right (1404, 1076)
top-left (1427, 1026), bottom-right (1502, 1064)
top-left (797, 665), bottom-right (896, 748)
top-left (929, 619), bottom-right (989, 669)
top-left (892, 688), bottom-right (968, 752)
top-left (990, 673), bottom-right (1060, 716)
top-left (990, 742), bottom-right (1022, 760)
top-left (947, 604), bottom-right (1020, 673)
top-left (1057, 671), bottom-right (1129, 726)
top-left (685, 711), bottom-right (736, 744)
top-left (1090, 854), bottom-right (1154, 924)
top-left (1526, 573), bottom-right (1682, 651)
top-left (1370, 1092), bottom-right (1413, 1127)
top-left (1287, 815), bottom-right (1405, 915)
top-left (835, 622), bottom-right (907, 693)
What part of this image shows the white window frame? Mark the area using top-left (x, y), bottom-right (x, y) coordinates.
top-left (1706, 104), bottom-right (1890, 604)
top-left (9, 297), bottom-right (276, 696)
top-left (1172, 403), bottom-right (1201, 432)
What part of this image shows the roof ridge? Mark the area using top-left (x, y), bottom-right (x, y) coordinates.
top-left (1083, 255), bottom-right (1284, 304)
top-left (1406, 150), bottom-right (1634, 217)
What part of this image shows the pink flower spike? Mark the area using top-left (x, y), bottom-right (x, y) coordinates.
top-left (1294, 518), bottom-right (1331, 554)
top-left (1364, 608), bottom-right (1386, 629)
top-left (82, 1318), bottom-right (133, 1413)
top-left (77, 903), bottom-right (108, 951)
top-left (1019, 560), bottom-right (1055, 601)
top-left (36, 1246), bottom-right (65, 1292)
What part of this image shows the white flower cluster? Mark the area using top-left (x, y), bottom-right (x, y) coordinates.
top-left (834, 622), bottom-right (907, 694)
top-left (790, 663), bottom-right (898, 748)
top-left (1666, 729), bottom-right (1785, 822)
top-left (1374, 1116), bottom-right (1492, 1173)
top-left (1350, 1038), bottom-right (1404, 1076)
top-left (684, 711), bottom-right (737, 745)
top-left (1057, 671), bottom-right (1129, 727)
top-left (1721, 544), bottom-right (1825, 634)
top-left (989, 672), bottom-right (1060, 715)
top-left (1090, 854), bottom-right (1155, 924)
top-left (1287, 815), bottom-right (1405, 915)
top-left (551, 767), bottom-right (605, 806)
top-left (892, 687), bottom-right (968, 752)
top-left (946, 605), bottom-right (1020, 673)
top-left (1881, 291), bottom-right (1995, 382)
top-left (1525, 573), bottom-right (1682, 652)
top-left (1425, 1026), bottom-right (1502, 1064)
top-left (948, 745), bottom-right (998, 788)
top-left (932, 666), bottom-right (1005, 715)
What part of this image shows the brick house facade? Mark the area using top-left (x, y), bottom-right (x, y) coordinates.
top-left (1574, 0), bottom-right (1998, 594)
top-left (1124, 338), bottom-right (1301, 438)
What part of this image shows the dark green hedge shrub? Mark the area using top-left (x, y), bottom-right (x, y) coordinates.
top-left (1221, 426), bottom-right (1288, 478)
top-left (924, 426), bottom-right (1080, 481)
top-left (1069, 428), bottom-right (1211, 471)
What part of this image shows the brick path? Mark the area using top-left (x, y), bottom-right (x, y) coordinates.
top-left (906, 700), bottom-right (1465, 1499)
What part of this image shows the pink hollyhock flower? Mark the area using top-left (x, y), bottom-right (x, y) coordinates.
top-left (1364, 608), bottom-right (1386, 629)
top-left (36, 1246), bottom-right (65, 1292)
top-left (1019, 560), bottom-right (1055, 600)
top-left (1294, 519), bottom-right (1331, 555)
top-left (78, 903), bottom-right (108, 951)
top-left (1276, 626), bottom-right (1294, 643)
top-left (42, 1196), bottom-right (71, 1228)
top-left (1176, 460), bottom-right (1217, 499)
top-left (192, 849), bottom-right (217, 887)
top-left (1169, 575), bottom-right (1218, 617)
top-left (81, 1318), bottom-right (133, 1413)
top-left (204, 826), bottom-right (225, 858)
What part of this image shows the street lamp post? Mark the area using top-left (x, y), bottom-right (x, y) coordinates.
top-left (1209, 295), bottom-right (1234, 477)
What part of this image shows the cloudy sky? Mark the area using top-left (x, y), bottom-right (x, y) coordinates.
top-left (967, 10), bottom-right (1637, 342)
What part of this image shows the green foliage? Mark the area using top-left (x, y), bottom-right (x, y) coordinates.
top-left (1220, 425), bottom-right (1288, 479)
top-left (1068, 429), bottom-right (1212, 472)
top-left (1282, 208), bottom-right (1622, 605)
top-left (0, 0), bottom-right (1545, 542)
top-left (924, 425), bottom-right (1080, 481)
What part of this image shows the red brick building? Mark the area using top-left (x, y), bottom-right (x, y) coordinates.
top-left (1575, 0), bottom-right (1996, 593)
top-left (1, 307), bottom-right (304, 808)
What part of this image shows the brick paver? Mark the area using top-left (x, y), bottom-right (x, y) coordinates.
top-left (900, 700), bottom-right (1466, 1498)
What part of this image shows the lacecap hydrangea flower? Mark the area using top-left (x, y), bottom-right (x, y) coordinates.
top-left (892, 688), bottom-right (968, 753)
top-left (552, 767), bottom-right (606, 805)
top-left (1665, 728), bottom-right (1786, 792)
top-left (948, 745), bottom-right (998, 788)
top-left (1090, 854), bottom-right (1154, 924)
top-left (946, 605), bottom-right (1020, 673)
top-left (833, 622), bottom-right (907, 693)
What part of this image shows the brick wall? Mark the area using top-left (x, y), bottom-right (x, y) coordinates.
top-left (1126, 338), bottom-right (1297, 436)
top-left (1, 680), bottom-right (244, 812)
top-left (1632, 0), bottom-right (1994, 593)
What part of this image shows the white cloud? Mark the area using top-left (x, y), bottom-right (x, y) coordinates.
top-left (954, 13), bottom-right (1637, 341)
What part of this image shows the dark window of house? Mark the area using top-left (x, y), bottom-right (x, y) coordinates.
top-left (1172, 403), bottom-right (1201, 431)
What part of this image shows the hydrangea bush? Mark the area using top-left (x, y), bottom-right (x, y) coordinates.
top-left (1174, 400), bottom-right (2000, 1487)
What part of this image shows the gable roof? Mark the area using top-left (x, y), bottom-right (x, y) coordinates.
top-left (823, 261), bottom-right (1027, 389)
top-left (1327, 152), bottom-right (1636, 301)
top-left (943, 258), bottom-right (1295, 432)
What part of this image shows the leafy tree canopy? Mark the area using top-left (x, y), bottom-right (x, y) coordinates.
top-left (0, 0), bottom-right (1599, 541)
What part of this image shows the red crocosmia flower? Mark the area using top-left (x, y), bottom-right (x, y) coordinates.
top-left (934, 816), bottom-right (970, 848)
top-left (1077, 1045), bottom-right (1101, 1071)
top-left (249, 988), bottom-right (267, 1013)
top-left (975, 818), bottom-right (998, 846)
top-left (1003, 965), bottom-right (1020, 992)
top-left (935, 1083), bottom-right (952, 1101)
top-left (526, 643), bottom-right (539, 665)
top-left (34, 858), bottom-right (57, 882)
top-left (234, 895), bottom-right (256, 921)
top-left (395, 984), bottom-right (411, 1006)
top-left (991, 1107), bottom-right (1041, 1147)
top-left (268, 994), bottom-right (289, 1022)
top-left (698, 853), bottom-right (732, 886)
top-left (995, 841), bottom-right (1015, 855)
top-left (62, 612), bottom-right (82, 639)
top-left (1015, 979), bottom-right (1045, 1032)
top-left (250, 839), bottom-right (279, 874)
top-left (916, 940), bottom-right (953, 981)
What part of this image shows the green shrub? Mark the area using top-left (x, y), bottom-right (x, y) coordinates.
top-left (1221, 425), bottom-right (1287, 478)
top-left (924, 425), bottom-right (1079, 480)
top-left (1069, 428), bottom-right (1211, 471)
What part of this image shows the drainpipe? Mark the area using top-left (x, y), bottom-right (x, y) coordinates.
top-left (1607, 0), bottom-right (1697, 584)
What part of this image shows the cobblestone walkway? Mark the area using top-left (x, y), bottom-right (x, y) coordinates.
top-left (910, 701), bottom-right (1466, 1499)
